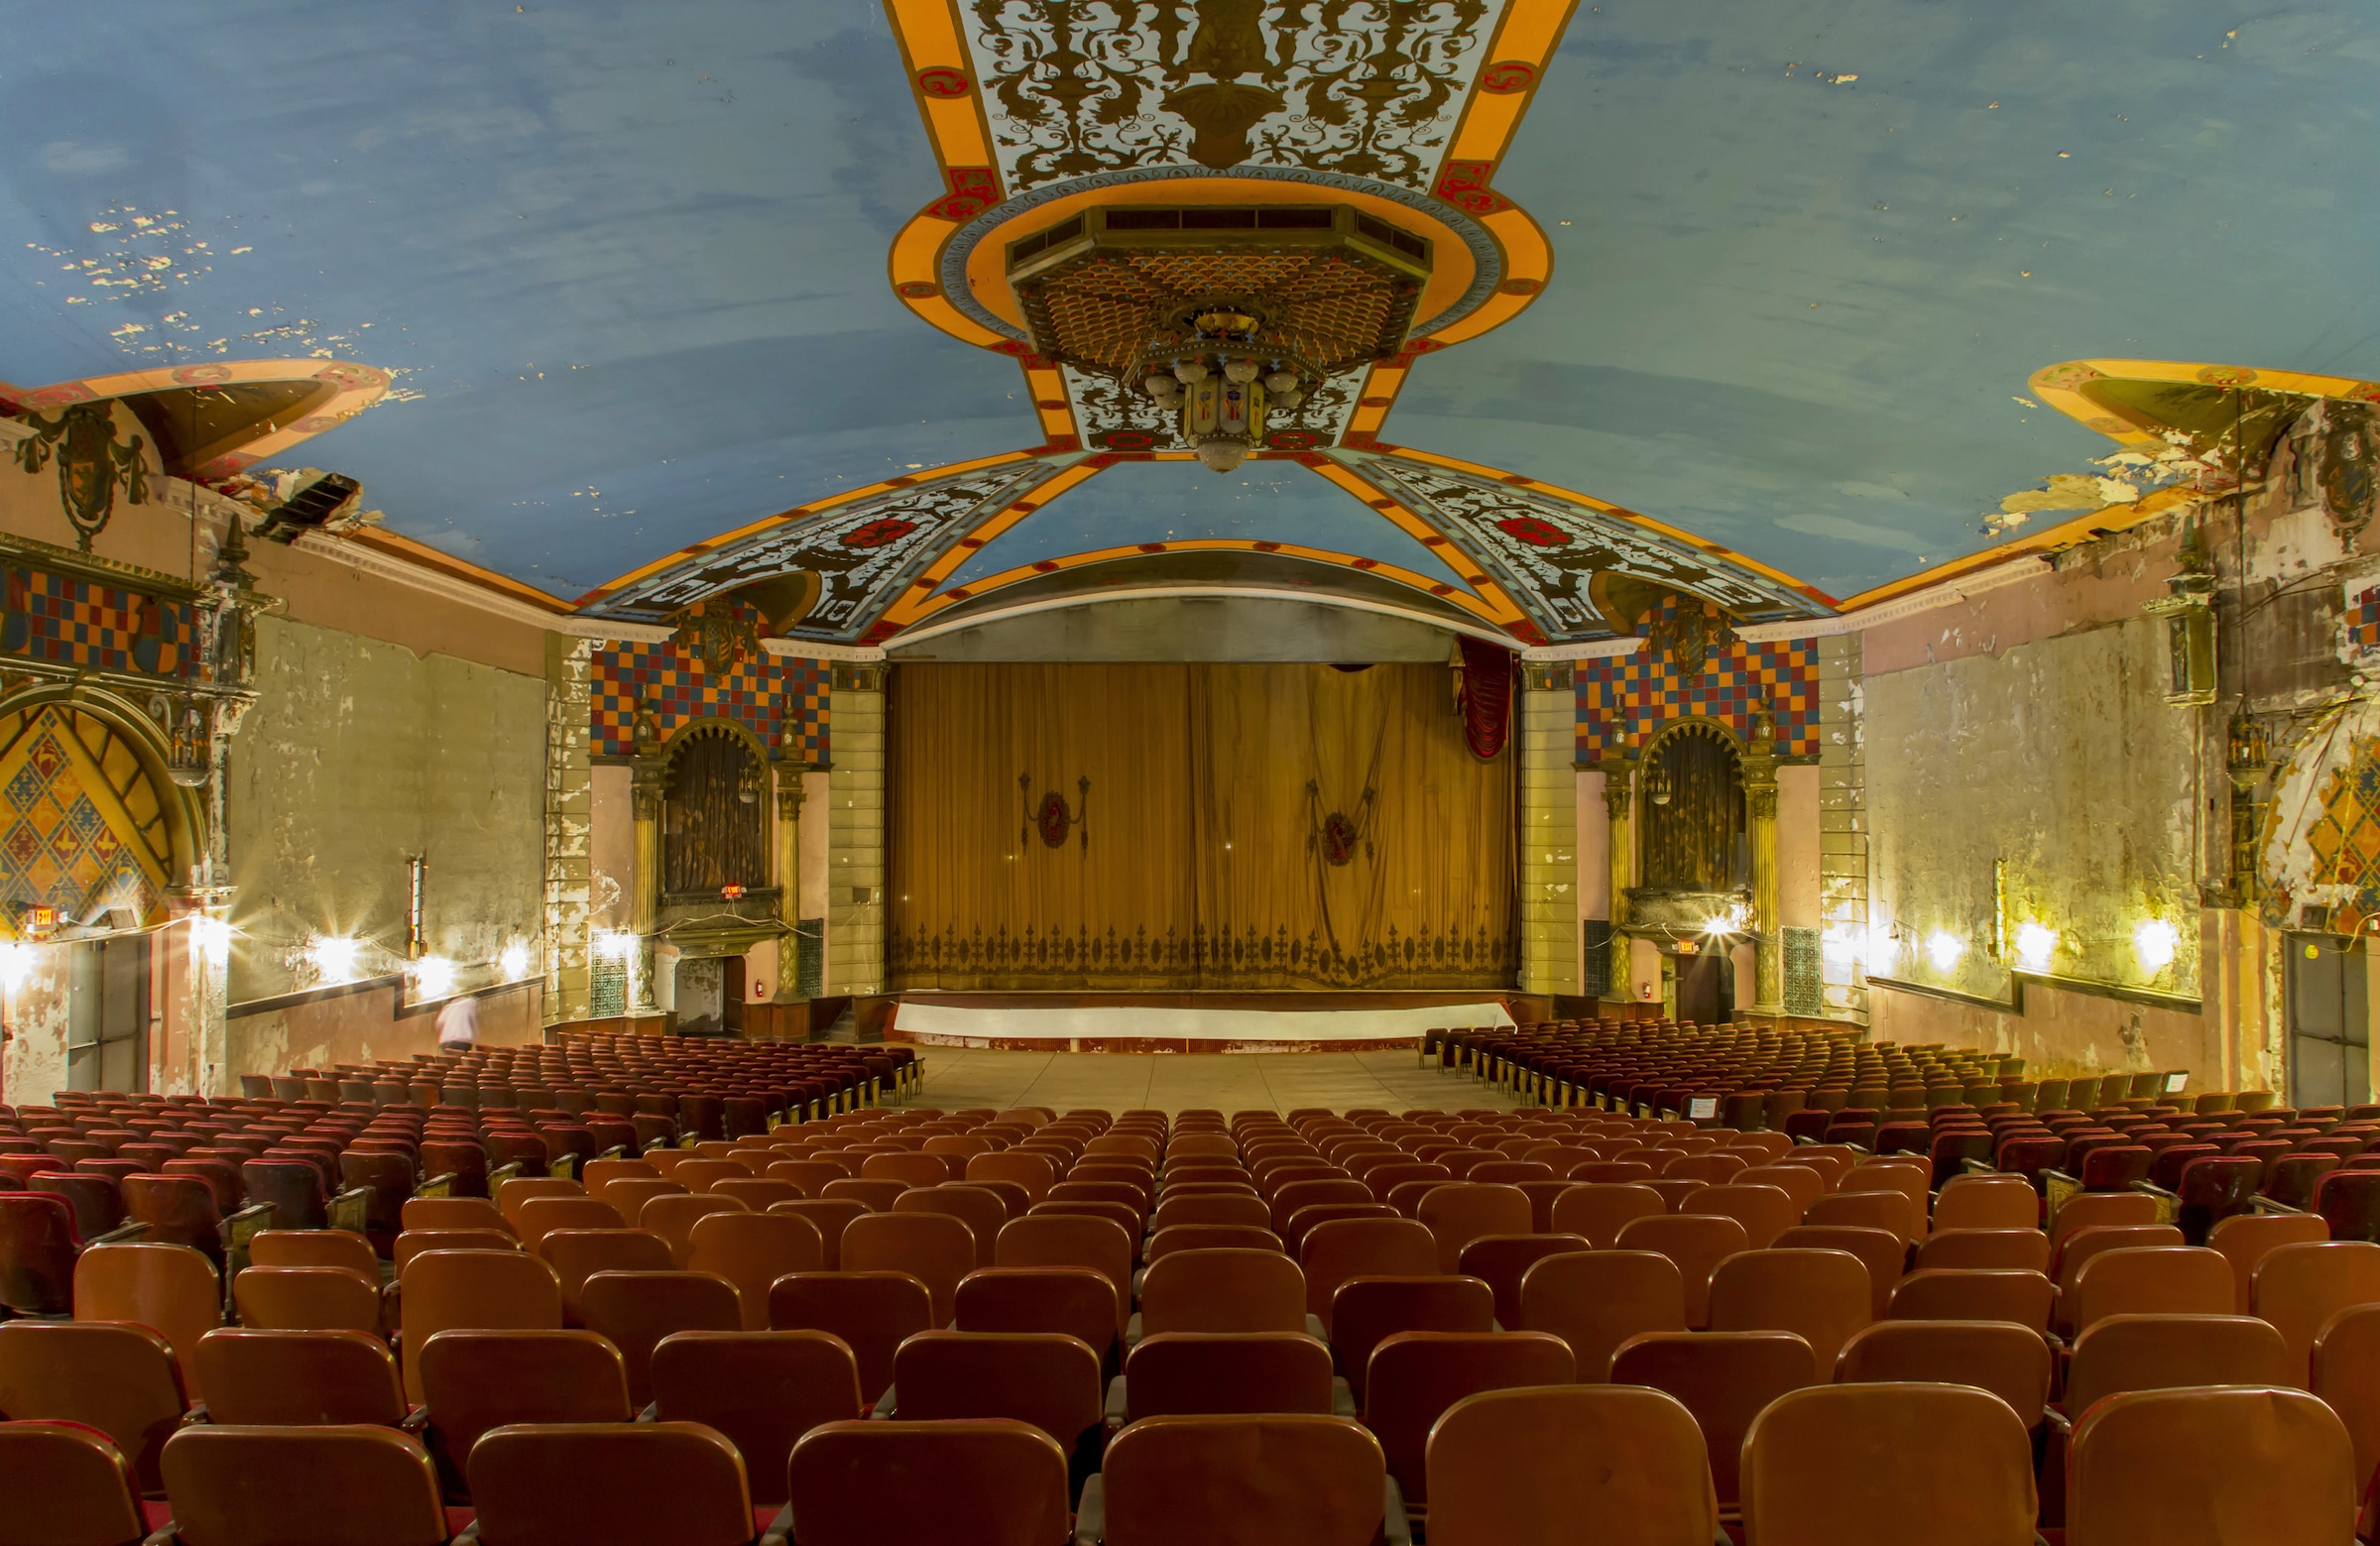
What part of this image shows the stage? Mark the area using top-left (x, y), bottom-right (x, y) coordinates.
top-left (885, 991), bottom-right (1519, 1053)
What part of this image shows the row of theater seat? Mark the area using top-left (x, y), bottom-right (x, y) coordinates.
top-left (1430, 1018), bottom-right (2252, 1123)
top-left (7, 1098), bottom-right (2380, 1542)
top-left (1432, 1020), bottom-right (2380, 1242)
top-left (0, 1034), bottom-right (932, 1313)
top-left (249, 1034), bottom-right (918, 1112)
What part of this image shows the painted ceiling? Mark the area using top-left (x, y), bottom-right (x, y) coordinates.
top-left (2, 1), bottom-right (2376, 646)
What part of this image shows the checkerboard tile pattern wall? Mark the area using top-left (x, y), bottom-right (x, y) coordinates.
top-left (5, 567), bottom-right (192, 678)
top-left (590, 608), bottom-right (829, 761)
top-left (2348, 584), bottom-right (2380, 653)
top-left (1576, 595), bottom-right (1820, 760)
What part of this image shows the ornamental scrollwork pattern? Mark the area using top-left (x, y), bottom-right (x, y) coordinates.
top-left (1069, 362), bottom-right (1364, 451)
top-left (962, 0), bottom-right (1496, 192)
top-left (1358, 460), bottom-right (1836, 638)
top-left (888, 915), bottom-right (1515, 989)
top-left (580, 464), bottom-right (1063, 639)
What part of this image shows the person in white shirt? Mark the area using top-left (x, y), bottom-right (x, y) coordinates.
top-left (435, 992), bottom-right (479, 1050)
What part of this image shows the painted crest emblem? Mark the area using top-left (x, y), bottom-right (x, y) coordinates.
top-left (11, 402), bottom-right (148, 551)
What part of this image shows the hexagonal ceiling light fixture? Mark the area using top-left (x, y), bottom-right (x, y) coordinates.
top-left (1006, 203), bottom-right (1432, 473)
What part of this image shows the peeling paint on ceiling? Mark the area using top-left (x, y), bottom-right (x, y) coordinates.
top-left (1, 1), bottom-right (2374, 606)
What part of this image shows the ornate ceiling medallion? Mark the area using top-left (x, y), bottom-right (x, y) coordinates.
top-left (1007, 202), bottom-right (1430, 470)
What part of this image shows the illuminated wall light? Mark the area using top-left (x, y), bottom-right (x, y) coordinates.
top-left (498, 939), bottom-right (534, 981)
top-left (189, 916), bottom-right (233, 964)
top-left (308, 936), bottom-right (364, 985)
top-left (0, 942), bottom-right (33, 992)
top-left (2014, 921), bottom-right (2059, 973)
top-left (2135, 918), bottom-right (2179, 974)
top-left (1925, 930), bottom-right (1965, 971)
top-left (593, 929), bottom-right (636, 962)
top-left (411, 956), bottom-right (457, 1001)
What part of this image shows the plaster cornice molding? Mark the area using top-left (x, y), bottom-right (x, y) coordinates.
top-left (287, 531), bottom-right (675, 643)
top-left (1520, 638), bottom-right (1644, 662)
top-left (760, 638), bottom-right (887, 663)
top-left (1733, 556), bottom-right (2053, 642)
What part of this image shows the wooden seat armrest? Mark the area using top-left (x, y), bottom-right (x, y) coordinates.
top-left (1072, 1474), bottom-right (1105, 1546)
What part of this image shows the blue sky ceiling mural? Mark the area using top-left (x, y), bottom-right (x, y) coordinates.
top-left (2, 1), bottom-right (2374, 642)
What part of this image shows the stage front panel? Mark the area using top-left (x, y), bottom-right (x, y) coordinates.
top-left (888, 662), bottom-right (1515, 991)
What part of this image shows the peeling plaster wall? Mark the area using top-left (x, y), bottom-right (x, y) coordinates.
top-left (1862, 517), bottom-right (2220, 1077)
top-left (0, 445), bottom-right (548, 678)
top-left (1778, 766), bottom-right (1820, 931)
top-left (225, 614), bottom-right (544, 1075)
top-left (232, 980), bottom-right (545, 1077)
top-left (1865, 612), bottom-right (2203, 1072)
top-left (1868, 975), bottom-right (2217, 1082)
top-left (0, 948), bottom-right (71, 1108)
top-left (588, 766), bottom-right (633, 932)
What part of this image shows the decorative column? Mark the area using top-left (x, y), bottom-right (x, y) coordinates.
top-left (1605, 764), bottom-right (1634, 1002)
top-left (629, 756), bottom-right (664, 1012)
top-left (1744, 713), bottom-right (1783, 1016)
top-left (1517, 662), bottom-right (1580, 998)
top-left (826, 662), bottom-right (887, 997)
top-left (1816, 632), bottom-right (1870, 1023)
top-left (773, 767), bottom-right (804, 1003)
top-left (541, 636), bottom-right (593, 1025)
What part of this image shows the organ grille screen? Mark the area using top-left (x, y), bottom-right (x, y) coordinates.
top-left (662, 726), bottom-right (767, 895)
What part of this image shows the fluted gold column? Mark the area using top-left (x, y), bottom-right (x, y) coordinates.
top-left (1744, 730), bottom-right (1782, 1015)
top-left (1606, 763), bottom-right (1634, 1003)
top-left (773, 769), bottom-right (803, 1003)
top-left (629, 760), bottom-right (664, 1012)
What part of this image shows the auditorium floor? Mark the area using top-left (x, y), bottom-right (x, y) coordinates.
top-left (907, 1048), bottom-right (1521, 1115)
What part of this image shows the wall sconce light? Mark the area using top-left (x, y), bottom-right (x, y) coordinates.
top-left (2135, 918), bottom-right (2179, 974)
top-left (410, 956), bottom-right (457, 1001)
top-left (593, 929), bottom-right (637, 961)
top-left (2014, 921), bottom-right (2059, 972)
top-left (1925, 930), bottom-right (1965, 971)
top-left (308, 936), bottom-right (364, 985)
top-left (0, 942), bottom-right (34, 992)
top-left (190, 916), bottom-right (233, 965)
top-left (498, 939), bottom-right (533, 981)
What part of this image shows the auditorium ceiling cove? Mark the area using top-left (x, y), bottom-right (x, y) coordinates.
top-left (4, 4), bottom-right (2376, 647)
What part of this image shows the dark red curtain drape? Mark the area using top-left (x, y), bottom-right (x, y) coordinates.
top-left (1457, 637), bottom-right (1514, 761)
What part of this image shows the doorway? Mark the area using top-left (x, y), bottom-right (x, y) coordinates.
top-left (2286, 932), bottom-right (2370, 1109)
top-left (1674, 948), bottom-right (1734, 1028)
top-left (66, 933), bottom-right (150, 1093)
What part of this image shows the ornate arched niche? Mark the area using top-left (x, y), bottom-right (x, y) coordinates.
top-left (1628, 716), bottom-right (1750, 928)
top-left (659, 720), bottom-right (770, 898)
top-left (0, 684), bottom-right (204, 935)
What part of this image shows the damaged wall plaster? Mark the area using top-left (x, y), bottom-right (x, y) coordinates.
top-left (224, 613), bottom-right (543, 1072)
top-left (1866, 611), bottom-right (2202, 1073)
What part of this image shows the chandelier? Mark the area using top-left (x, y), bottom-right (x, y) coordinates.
top-left (1138, 305), bottom-right (1311, 473)
top-left (1006, 203), bottom-right (1433, 472)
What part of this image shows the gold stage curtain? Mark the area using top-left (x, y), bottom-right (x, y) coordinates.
top-left (888, 662), bottom-right (1514, 991)
top-left (887, 663), bottom-right (1200, 988)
